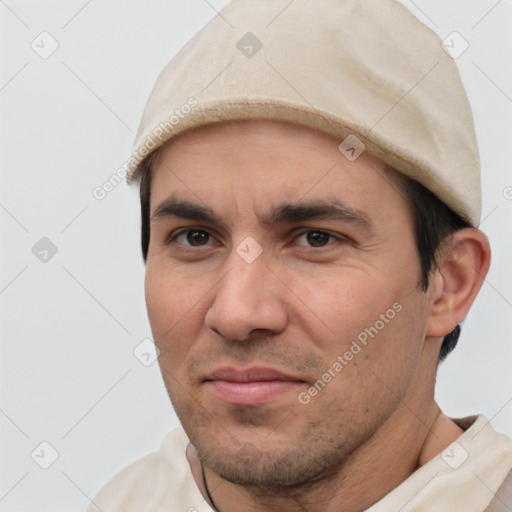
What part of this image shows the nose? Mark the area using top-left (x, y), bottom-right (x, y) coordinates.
top-left (204, 253), bottom-right (289, 341)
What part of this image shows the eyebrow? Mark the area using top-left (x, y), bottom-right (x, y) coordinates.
top-left (264, 200), bottom-right (372, 229)
top-left (152, 199), bottom-right (225, 226)
top-left (151, 198), bottom-right (372, 230)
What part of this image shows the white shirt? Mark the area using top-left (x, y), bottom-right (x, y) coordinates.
top-left (87, 415), bottom-right (512, 512)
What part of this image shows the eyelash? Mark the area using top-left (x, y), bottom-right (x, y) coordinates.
top-left (166, 227), bottom-right (346, 249)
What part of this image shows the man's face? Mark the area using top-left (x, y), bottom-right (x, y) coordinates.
top-left (145, 119), bottom-right (434, 488)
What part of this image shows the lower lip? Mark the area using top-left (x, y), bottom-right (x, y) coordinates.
top-left (207, 380), bottom-right (303, 406)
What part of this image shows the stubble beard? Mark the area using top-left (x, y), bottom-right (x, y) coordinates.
top-left (173, 395), bottom-right (379, 497)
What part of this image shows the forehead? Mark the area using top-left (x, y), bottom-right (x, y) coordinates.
top-left (148, 119), bottom-right (408, 220)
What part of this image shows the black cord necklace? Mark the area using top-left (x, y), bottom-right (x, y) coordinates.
top-left (201, 460), bottom-right (221, 512)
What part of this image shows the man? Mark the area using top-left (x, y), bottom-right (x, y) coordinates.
top-left (89, 0), bottom-right (512, 510)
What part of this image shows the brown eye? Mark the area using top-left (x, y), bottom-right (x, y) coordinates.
top-left (186, 230), bottom-right (210, 246)
top-left (295, 230), bottom-right (336, 248)
top-left (171, 229), bottom-right (212, 247)
top-left (305, 231), bottom-right (330, 247)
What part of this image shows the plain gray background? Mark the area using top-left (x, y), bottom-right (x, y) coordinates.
top-left (1, 1), bottom-right (511, 510)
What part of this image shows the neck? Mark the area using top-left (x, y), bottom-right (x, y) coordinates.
top-left (187, 343), bottom-right (464, 511)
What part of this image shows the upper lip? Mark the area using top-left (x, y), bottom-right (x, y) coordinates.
top-left (205, 366), bottom-right (304, 383)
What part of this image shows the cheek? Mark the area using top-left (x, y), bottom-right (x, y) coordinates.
top-left (284, 263), bottom-right (425, 383)
top-left (303, 297), bottom-right (425, 425)
top-left (283, 266), bottom-right (401, 349)
top-left (144, 262), bottom-right (209, 360)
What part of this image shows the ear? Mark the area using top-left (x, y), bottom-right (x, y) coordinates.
top-left (425, 228), bottom-right (491, 337)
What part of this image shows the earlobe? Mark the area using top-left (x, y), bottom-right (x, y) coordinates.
top-left (425, 228), bottom-right (491, 338)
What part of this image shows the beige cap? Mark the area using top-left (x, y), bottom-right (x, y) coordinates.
top-left (127, 0), bottom-right (481, 226)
